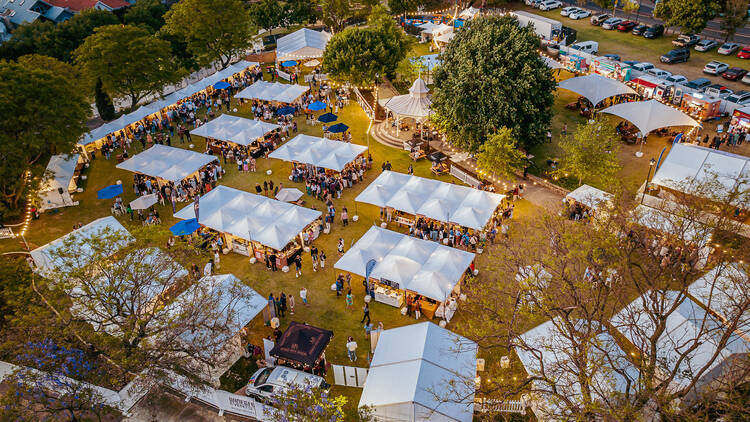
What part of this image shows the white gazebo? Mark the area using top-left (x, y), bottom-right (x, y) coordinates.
top-left (190, 114), bottom-right (280, 147)
top-left (359, 322), bottom-right (478, 422)
top-left (116, 145), bottom-right (218, 185)
top-left (267, 134), bottom-right (367, 172)
top-left (234, 80), bottom-right (310, 104)
top-left (381, 78), bottom-right (432, 133)
top-left (39, 154), bottom-right (84, 211)
top-left (275, 28), bottom-right (331, 63)
top-left (600, 99), bottom-right (700, 136)
top-left (557, 74), bottom-right (637, 106)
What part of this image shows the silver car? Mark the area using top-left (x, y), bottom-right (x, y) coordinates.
top-left (601, 18), bottom-right (623, 30)
top-left (694, 40), bottom-right (718, 52)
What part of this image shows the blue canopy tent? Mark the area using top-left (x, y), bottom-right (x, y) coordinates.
top-left (277, 106), bottom-right (296, 115)
top-left (213, 81), bottom-right (231, 90)
top-left (281, 60), bottom-right (298, 67)
top-left (318, 113), bottom-right (338, 123)
top-left (170, 218), bottom-right (201, 236)
top-left (327, 123), bottom-right (349, 133)
top-left (97, 184), bottom-right (123, 199)
top-left (307, 101), bottom-right (327, 111)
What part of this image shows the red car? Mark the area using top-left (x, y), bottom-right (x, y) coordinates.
top-left (738, 46), bottom-right (750, 59)
top-left (722, 67), bottom-right (748, 81)
top-left (617, 20), bottom-right (637, 32)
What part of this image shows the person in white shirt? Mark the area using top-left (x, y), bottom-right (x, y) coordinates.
top-left (346, 336), bottom-right (357, 362)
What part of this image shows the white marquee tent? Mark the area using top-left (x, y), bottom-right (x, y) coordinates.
top-left (235, 80), bottom-right (309, 104)
top-left (39, 154), bottom-right (83, 211)
top-left (611, 290), bottom-right (750, 389)
top-left (276, 28), bottom-right (331, 62)
top-left (434, 32), bottom-right (455, 44)
top-left (459, 6), bottom-right (480, 19)
top-left (688, 264), bottom-right (749, 335)
top-left (380, 78), bottom-right (432, 121)
top-left (334, 226), bottom-right (475, 301)
top-left (557, 74), bottom-right (637, 106)
top-left (359, 322), bottom-right (478, 422)
top-left (600, 99), bottom-right (700, 135)
top-left (565, 184), bottom-right (613, 210)
top-left (650, 143), bottom-right (750, 207)
top-left (633, 204), bottom-right (711, 245)
top-left (541, 55), bottom-right (563, 69)
top-left (356, 171), bottom-right (505, 230)
top-left (30, 216), bottom-right (133, 275)
top-left (190, 114), bottom-right (280, 146)
top-left (267, 134), bottom-right (367, 172)
top-left (116, 145), bottom-right (218, 183)
top-left (174, 185), bottom-right (321, 251)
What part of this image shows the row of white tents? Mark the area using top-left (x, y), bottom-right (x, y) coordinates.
top-left (116, 144), bottom-right (218, 184)
top-left (190, 114), bottom-right (281, 147)
top-left (235, 80), bottom-right (310, 104)
top-left (268, 134), bottom-right (367, 172)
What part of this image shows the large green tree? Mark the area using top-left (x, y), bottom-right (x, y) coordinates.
top-left (720, 0), bottom-right (748, 41)
top-left (555, 118), bottom-right (621, 186)
top-left (74, 25), bottom-right (181, 111)
top-left (388, 0), bottom-right (423, 15)
top-left (319, 0), bottom-right (352, 32)
top-left (248, 0), bottom-right (285, 33)
top-left (431, 15), bottom-right (555, 152)
top-left (124, 0), bottom-right (168, 33)
top-left (163, 0), bottom-right (253, 69)
top-left (477, 127), bottom-right (528, 181)
top-left (284, 0), bottom-right (317, 27)
top-left (654, 0), bottom-right (720, 34)
top-left (0, 59), bottom-right (89, 215)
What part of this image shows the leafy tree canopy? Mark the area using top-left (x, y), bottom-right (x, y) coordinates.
top-left (431, 15), bottom-right (555, 152)
top-left (555, 118), bottom-right (621, 187)
top-left (654, 0), bottom-right (720, 34)
top-left (477, 127), bottom-right (528, 181)
top-left (388, 0), bottom-right (423, 15)
top-left (248, 0), bottom-right (285, 33)
top-left (124, 0), bottom-right (169, 33)
top-left (319, 0), bottom-right (352, 32)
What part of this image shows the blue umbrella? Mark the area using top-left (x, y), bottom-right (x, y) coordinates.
top-left (170, 218), bottom-right (201, 236)
top-left (327, 123), bottom-right (349, 133)
top-left (277, 106), bottom-right (295, 115)
top-left (213, 81), bottom-right (231, 90)
top-left (307, 101), bottom-right (327, 111)
top-left (281, 60), bottom-right (298, 67)
top-left (97, 184), bottom-right (123, 199)
top-left (317, 112), bottom-right (338, 123)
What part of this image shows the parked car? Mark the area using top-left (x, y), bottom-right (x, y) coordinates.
top-left (245, 366), bottom-right (328, 402)
top-left (569, 41), bottom-right (599, 54)
top-left (726, 90), bottom-right (750, 104)
top-left (684, 77), bottom-right (711, 90)
top-left (569, 9), bottom-right (591, 19)
top-left (694, 39), bottom-right (718, 52)
top-left (647, 68), bottom-right (672, 78)
top-left (603, 54), bottom-right (621, 61)
top-left (539, 0), bottom-right (563, 10)
top-left (623, 60), bottom-right (639, 66)
top-left (673, 34), bottom-right (700, 47)
top-left (601, 18), bottom-right (623, 30)
top-left (631, 62), bottom-right (655, 72)
top-left (742, 73), bottom-right (750, 85)
top-left (643, 24), bottom-right (664, 39)
top-left (631, 24), bottom-right (648, 35)
top-left (738, 46), bottom-right (750, 59)
top-left (590, 13), bottom-right (610, 25)
top-left (561, 6), bottom-right (580, 16)
top-left (718, 42), bottom-right (739, 55)
top-left (660, 48), bottom-right (690, 64)
top-left (616, 20), bottom-right (637, 31)
top-left (723, 67), bottom-right (748, 81)
top-left (703, 61), bottom-right (729, 75)
top-left (666, 74), bottom-right (687, 84)
top-left (705, 84), bottom-right (733, 98)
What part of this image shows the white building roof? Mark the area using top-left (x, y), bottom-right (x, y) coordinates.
top-left (174, 185), bottom-right (321, 251)
top-left (40, 154), bottom-right (80, 193)
top-left (334, 226), bottom-right (474, 301)
top-left (558, 74), bottom-right (637, 106)
top-left (276, 28), bottom-right (331, 62)
top-left (267, 134), bottom-right (367, 172)
top-left (565, 184), bottom-right (612, 210)
top-left (190, 114), bottom-right (280, 146)
top-left (380, 78), bottom-right (432, 120)
top-left (116, 145), bottom-right (218, 183)
top-left (359, 322), bottom-right (478, 422)
top-left (234, 80), bottom-right (310, 103)
top-left (356, 171), bottom-right (505, 230)
top-left (600, 99), bottom-right (700, 135)
top-left (688, 264), bottom-right (749, 335)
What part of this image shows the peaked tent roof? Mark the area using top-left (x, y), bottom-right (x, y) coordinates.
top-left (688, 264), bottom-right (749, 334)
top-left (40, 154), bottom-right (80, 193)
top-left (558, 74), bottom-right (637, 106)
top-left (234, 80), bottom-right (310, 103)
top-left (600, 99), bottom-right (700, 135)
top-left (565, 184), bottom-right (613, 210)
top-left (116, 145), bottom-right (218, 183)
top-left (269, 321), bottom-right (333, 367)
top-left (189, 114), bottom-right (280, 146)
top-left (276, 28), bottom-right (331, 62)
top-left (380, 78), bottom-right (432, 120)
top-left (268, 134), bottom-right (367, 172)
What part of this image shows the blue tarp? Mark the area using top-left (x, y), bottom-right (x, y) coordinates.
top-left (97, 184), bottom-right (123, 199)
top-left (317, 112), bottom-right (338, 123)
top-left (307, 101), bottom-right (327, 111)
top-left (327, 123), bottom-right (349, 133)
top-left (281, 60), bottom-right (298, 67)
top-left (213, 81), bottom-right (231, 90)
top-left (170, 218), bottom-right (200, 236)
top-left (277, 106), bottom-right (296, 115)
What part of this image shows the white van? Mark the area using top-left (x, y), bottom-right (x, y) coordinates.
top-left (569, 41), bottom-right (599, 55)
top-left (245, 366), bottom-right (328, 402)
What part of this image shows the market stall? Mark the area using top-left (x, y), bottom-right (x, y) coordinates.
top-left (591, 57), bottom-right (632, 82)
top-left (39, 154), bottom-right (86, 211)
top-left (269, 321), bottom-right (333, 373)
top-left (173, 185), bottom-right (322, 267)
top-left (335, 226), bottom-right (474, 321)
top-left (275, 28), bottom-right (331, 64)
top-left (234, 80), bottom-right (310, 104)
top-left (563, 184), bottom-right (613, 219)
top-left (633, 204), bottom-right (712, 269)
top-left (116, 144), bottom-right (218, 186)
top-left (557, 74), bottom-right (636, 107)
top-left (359, 322), bottom-right (477, 422)
top-left (681, 92), bottom-right (722, 121)
top-left (731, 106), bottom-right (750, 130)
top-left (268, 134), bottom-right (367, 172)
top-left (189, 114), bottom-right (280, 157)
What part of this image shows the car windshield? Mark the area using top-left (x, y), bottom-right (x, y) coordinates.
top-left (253, 367), bottom-right (273, 387)
top-left (721, 44), bottom-right (733, 48)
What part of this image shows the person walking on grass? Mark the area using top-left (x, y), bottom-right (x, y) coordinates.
top-left (337, 238), bottom-right (345, 256)
top-left (341, 207), bottom-right (349, 226)
top-left (346, 336), bottom-right (357, 362)
top-left (311, 246), bottom-right (319, 272)
top-left (346, 290), bottom-right (353, 309)
top-left (319, 250), bottom-right (326, 268)
top-left (288, 292), bottom-right (295, 315)
top-left (361, 302), bottom-right (370, 324)
top-left (294, 255), bottom-right (302, 278)
top-left (300, 287), bottom-right (308, 305)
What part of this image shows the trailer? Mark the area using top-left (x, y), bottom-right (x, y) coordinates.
top-left (511, 10), bottom-right (576, 45)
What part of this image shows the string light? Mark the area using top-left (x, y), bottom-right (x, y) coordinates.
top-left (18, 170), bottom-right (33, 239)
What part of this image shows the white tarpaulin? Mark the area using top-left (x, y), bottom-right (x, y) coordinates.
top-left (459, 6), bottom-right (480, 19)
top-left (359, 322), bottom-right (477, 422)
top-left (565, 184), bottom-right (613, 210)
top-left (116, 145), bottom-right (218, 183)
top-left (600, 99), bottom-right (700, 135)
top-left (334, 226), bottom-right (474, 301)
top-left (30, 216), bottom-right (133, 275)
top-left (275, 188), bottom-right (303, 202)
top-left (129, 193), bottom-right (158, 210)
top-left (276, 28), bottom-right (331, 62)
top-left (267, 134), bottom-right (367, 172)
top-left (356, 171), bottom-right (505, 230)
top-left (633, 204), bottom-right (710, 246)
top-left (235, 80), bottom-right (309, 104)
top-left (190, 114), bottom-right (280, 146)
top-left (650, 143), bottom-right (750, 206)
top-left (558, 74), bottom-right (637, 106)
top-left (174, 185), bottom-right (321, 251)
top-left (380, 78), bottom-right (432, 120)
top-left (39, 154), bottom-right (82, 211)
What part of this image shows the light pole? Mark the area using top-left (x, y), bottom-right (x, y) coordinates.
top-left (641, 158), bottom-right (656, 204)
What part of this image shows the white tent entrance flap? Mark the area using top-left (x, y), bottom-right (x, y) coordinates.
top-left (267, 134), bottom-right (368, 172)
top-left (234, 81), bottom-right (310, 104)
top-left (190, 114), bottom-right (280, 146)
top-left (557, 74), bottom-right (636, 106)
top-left (599, 99), bottom-right (700, 135)
top-left (116, 145), bottom-right (218, 183)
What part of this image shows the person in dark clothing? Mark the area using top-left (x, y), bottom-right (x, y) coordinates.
top-left (279, 293), bottom-right (287, 317)
top-left (269, 253), bottom-right (277, 271)
top-left (361, 302), bottom-right (370, 324)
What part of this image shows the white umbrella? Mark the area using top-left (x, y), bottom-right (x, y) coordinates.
top-left (304, 59), bottom-right (320, 67)
top-left (130, 193), bottom-right (158, 210)
top-left (275, 188), bottom-right (304, 202)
